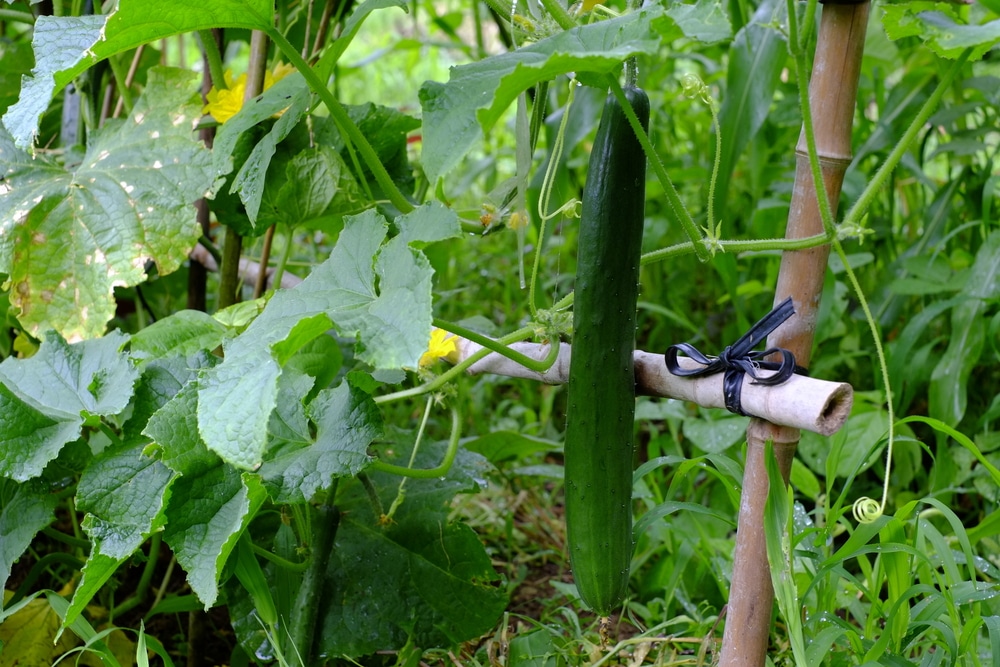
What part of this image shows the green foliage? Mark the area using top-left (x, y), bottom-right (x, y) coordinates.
top-left (0, 0), bottom-right (999, 664)
top-left (0, 68), bottom-right (217, 340)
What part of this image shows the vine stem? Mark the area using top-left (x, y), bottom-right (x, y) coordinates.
top-left (383, 396), bottom-right (434, 519)
top-left (838, 235), bottom-right (894, 523)
top-left (538, 0), bottom-right (576, 30)
top-left (249, 542), bottom-right (309, 572)
top-left (434, 318), bottom-right (561, 372)
top-left (198, 30), bottom-right (227, 91)
top-left (839, 51), bottom-right (971, 230)
top-left (268, 30), bottom-right (414, 214)
top-left (705, 90), bottom-right (723, 240)
top-left (531, 79), bottom-right (578, 317)
top-left (788, 0), bottom-right (837, 238)
top-left (606, 76), bottom-right (710, 261)
top-left (370, 407), bottom-right (462, 479)
top-left (375, 325), bottom-right (537, 404)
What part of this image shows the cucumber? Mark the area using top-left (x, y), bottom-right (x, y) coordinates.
top-left (564, 84), bottom-right (649, 616)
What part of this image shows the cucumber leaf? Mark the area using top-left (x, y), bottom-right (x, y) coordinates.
top-left (0, 480), bottom-right (59, 594)
top-left (0, 68), bottom-right (217, 341)
top-left (419, 7), bottom-right (663, 182)
top-left (0, 330), bottom-right (137, 481)
top-left (197, 202), bottom-right (460, 470)
top-left (2, 0), bottom-right (274, 150)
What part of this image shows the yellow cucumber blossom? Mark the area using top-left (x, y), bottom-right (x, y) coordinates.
top-left (203, 63), bottom-right (295, 124)
top-left (419, 328), bottom-right (458, 367)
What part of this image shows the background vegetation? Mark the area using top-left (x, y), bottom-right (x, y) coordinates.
top-left (0, 0), bottom-right (998, 665)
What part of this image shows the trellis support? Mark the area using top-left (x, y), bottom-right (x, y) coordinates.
top-left (719, 1), bottom-right (871, 664)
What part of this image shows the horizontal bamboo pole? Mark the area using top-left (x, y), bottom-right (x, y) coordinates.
top-left (454, 338), bottom-right (852, 436)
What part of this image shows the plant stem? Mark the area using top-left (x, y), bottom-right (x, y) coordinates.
top-left (383, 396), bottom-right (434, 519)
top-left (374, 325), bottom-right (538, 404)
top-left (838, 235), bottom-right (895, 523)
top-left (147, 555), bottom-right (176, 615)
top-left (289, 488), bottom-right (340, 665)
top-left (253, 225), bottom-right (276, 298)
top-left (0, 8), bottom-right (35, 24)
top-left (271, 224), bottom-right (295, 290)
top-left (532, 79), bottom-right (577, 316)
top-left (42, 527), bottom-right (92, 550)
top-left (110, 533), bottom-right (162, 619)
top-left (105, 54), bottom-right (134, 117)
top-left (433, 317), bottom-right (560, 372)
top-left (788, 6), bottom-right (837, 238)
top-left (198, 30), bottom-right (227, 90)
top-left (357, 472), bottom-right (386, 519)
top-left (249, 542), bottom-right (310, 572)
top-left (370, 408), bottom-right (462, 479)
top-left (538, 0), bottom-right (576, 30)
top-left (606, 77), bottom-right (710, 261)
top-left (839, 51), bottom-right (970, 230)
top-left (220, 30), bottom-right (269, 308)
top-left (268, 30), bottom-right (415, 214)
top-left (640, 232), bottom-right (830, 265)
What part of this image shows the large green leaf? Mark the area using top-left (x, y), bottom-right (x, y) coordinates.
top-left (144, 380), bottom-right (223, 477)
top-left (128, 310), bottom-right (229, 366)
top-left (260, 382), bottom-right (381, 503)
top-left (316, 441), bottom-right (503, 655)
top-left (0, 68), bottom-right (218, 340)
top-left (162, 466), bottom-right (266, 609)
top-left (65, 442), bottom-right (175, 627)
top-left (2, 0), bottom-right (274, 150)
top-left (320, 516), bottom-right (508, 654)
top-left (197, 202), bottom-right (459, 470)
top-left (418, 7), bottom-right (663, 182)
top-left (0, 383), bottom-right (80, 482)
top-left (666, 0), bottom-right (732, 43)
top-left (0, 480), bottom-right (59, 594)
top-left (212, 73), bottom-right (314, 228)
top-left (0, 330), bottom-right (138, 480)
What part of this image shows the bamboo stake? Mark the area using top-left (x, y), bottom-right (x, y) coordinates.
top-left (719, 2), bottom-right (870, 665)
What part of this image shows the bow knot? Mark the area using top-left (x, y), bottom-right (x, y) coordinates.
top-left (664, 297), bottom-right (804, 415)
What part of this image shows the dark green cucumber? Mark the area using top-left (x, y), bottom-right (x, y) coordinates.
top-left (564, 84), bottom-right (649, 616)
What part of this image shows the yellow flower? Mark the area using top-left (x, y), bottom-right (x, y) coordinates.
top-left (203, 70), bottom-right (245, 124)
top-left (507, 210), bottom-right (529, 231)
top-left (419, 328), bottom-right (458, 367)
top-left (203, 63), bottom-right (295, 124)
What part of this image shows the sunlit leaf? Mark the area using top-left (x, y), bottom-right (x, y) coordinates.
top-left (260, 382), bottom-right (380, 503)
top-left (419, 7), bottom-right (663, 182)
top-left (2, 0), bottom-right (275, 150)
top-left (666, 0), bottom-right (732, 43)
top-left (0, 68), bottom-right (217, 340)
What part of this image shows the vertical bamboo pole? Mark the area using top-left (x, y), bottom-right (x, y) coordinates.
top-left (718, 2), bottom-right (869, 665)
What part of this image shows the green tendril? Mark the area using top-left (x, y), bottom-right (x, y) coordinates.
top-left (370, 406), bottom-right (462, 479)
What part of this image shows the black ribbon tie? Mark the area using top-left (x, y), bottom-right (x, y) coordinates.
top-left (664, 297), bottom-right (805, 416)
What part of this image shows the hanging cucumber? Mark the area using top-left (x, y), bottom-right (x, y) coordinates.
top-left (564, 83), bottom-right (649, 616)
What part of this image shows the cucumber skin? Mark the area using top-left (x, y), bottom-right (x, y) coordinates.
top-left (564, 85), bottom-right (649, 616)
